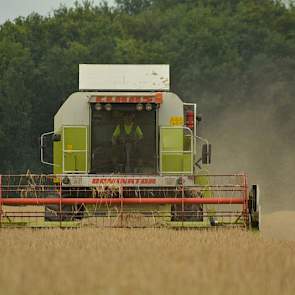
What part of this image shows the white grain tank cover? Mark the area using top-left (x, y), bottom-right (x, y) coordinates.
top-left (79, 64), bottom-right (170, 91)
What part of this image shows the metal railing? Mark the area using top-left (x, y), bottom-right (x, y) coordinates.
top-left (0, 173), bottom-right (249, 228)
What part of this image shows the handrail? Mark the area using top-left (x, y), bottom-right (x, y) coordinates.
top-left (40, 131), bottom-right (56, 166)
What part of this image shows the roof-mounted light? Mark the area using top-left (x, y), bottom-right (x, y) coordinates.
top-left (136, 103), bottom-right (144, 111)
top-left (105, 104), bottom-right (112, 111)
top-left (146, 103), bottom-right (153, 111)
top-left (95, 103), bottom-right (102, 111)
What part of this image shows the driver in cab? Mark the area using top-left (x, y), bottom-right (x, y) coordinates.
top-left (112, 113), bottom-right (143, 144)
top-left (112, 113), bottom-right (143, 172)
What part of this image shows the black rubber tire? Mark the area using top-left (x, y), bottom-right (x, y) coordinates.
top-left (44, 189), bottom-right (85, 222)
top-left (248, 185), bottom-right (259, 229)
top-left (171, 190), bottom-right (203, 222)
top-left (45, 204), bottom-right (74, 221)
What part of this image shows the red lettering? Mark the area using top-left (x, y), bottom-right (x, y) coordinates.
top-left (128, 97), bottom-right (140, 103)
top-left (148, 179), bottom-right (156, 184)
top-left (142, 97), bottom-right (153, 103)
top-left (93, 177), bottom-right (156, 185)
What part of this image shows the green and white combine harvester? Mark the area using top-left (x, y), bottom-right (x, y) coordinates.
top-left (0, 65), bottom-right (260, 229)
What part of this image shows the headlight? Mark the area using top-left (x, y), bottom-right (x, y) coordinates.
top-left (136, 103), bottom-right (143, 111)
top-left (146, 103), bottom-right (153, 111)
top-left (105, 104), bottom-right (112, 111)
top-left (95, 103), bottom-right (102, 111)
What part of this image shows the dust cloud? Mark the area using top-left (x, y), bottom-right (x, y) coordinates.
top-left (200, 100), bottom-right (295, 239)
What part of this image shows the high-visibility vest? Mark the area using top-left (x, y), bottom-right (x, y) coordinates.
top-left (113, 123), bottom-right (143, 142)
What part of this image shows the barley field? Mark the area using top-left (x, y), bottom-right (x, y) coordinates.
top-left (1, 215), bottom-right (295, 295)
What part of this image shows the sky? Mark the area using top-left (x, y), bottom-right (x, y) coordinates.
top-left (0, 0), bottom-right (115, 24)
top-left (0, 0), bottom-right (292, 24)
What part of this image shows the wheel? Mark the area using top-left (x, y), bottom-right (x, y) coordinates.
top-left (171, 189), bottom-right (203, 222)
top-left (248, 185), bottom-right (260, 230)
top-left (45, 204), bottom-right (73, 221)
top-left (44, 189), bottom-right (85, 222)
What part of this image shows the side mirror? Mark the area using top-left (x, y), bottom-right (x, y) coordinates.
top-left (52, 133), bottom-right (61, 142)
top-left (202, 144), bottom-right (211, 164)
top-left (196, 114), bottom-right (202, 122)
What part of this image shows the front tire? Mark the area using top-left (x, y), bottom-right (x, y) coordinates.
top-left (248, 185), bottom-right (260, 230)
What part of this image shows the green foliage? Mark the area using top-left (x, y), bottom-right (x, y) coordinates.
top-left (115, 0), bottom-right (152, 14)
top-left (0, 0), bottom-right (294, 172)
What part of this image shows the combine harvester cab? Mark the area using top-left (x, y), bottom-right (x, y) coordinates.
top-left (0, 65), bottom-right (260, 229)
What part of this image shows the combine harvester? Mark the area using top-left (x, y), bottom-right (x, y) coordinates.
top-left (0, 65), bottom-right (260, 229)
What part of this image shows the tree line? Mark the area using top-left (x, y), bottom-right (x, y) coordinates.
top-left (0, 0), bottom-right (294, 172)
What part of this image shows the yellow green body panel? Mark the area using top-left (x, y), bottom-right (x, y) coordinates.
top-left (195, 172), bottom-right (216, 220)
top-left (160, 127), bottom-right (193, 173)
top-left (53, 126), bottom-right (88, 174)
top-left (53, 130), bottom-right (62, 174)
top-left (195, 173), bottom-right (213, 198)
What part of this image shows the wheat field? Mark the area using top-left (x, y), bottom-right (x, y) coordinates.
top-left (1, 220), bottom-right (295, 295)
